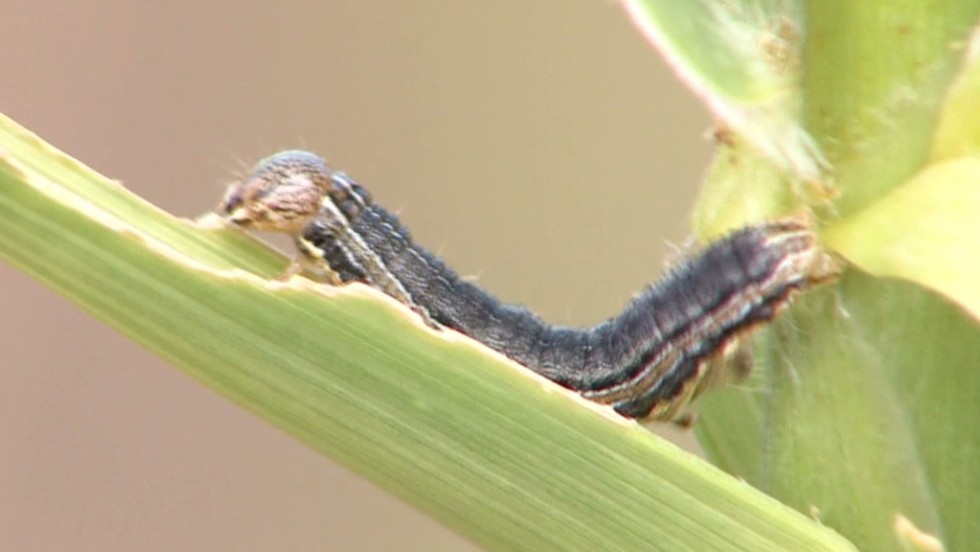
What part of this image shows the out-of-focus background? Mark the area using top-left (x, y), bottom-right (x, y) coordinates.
top-left (0, 2), bottom-right (712, 550)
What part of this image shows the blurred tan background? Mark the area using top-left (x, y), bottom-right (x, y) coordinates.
top-left (0, 2), bottom-right (712, 550)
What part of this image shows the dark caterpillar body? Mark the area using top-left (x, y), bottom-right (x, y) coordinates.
top-left (221, 150), bottom-right (838, 421)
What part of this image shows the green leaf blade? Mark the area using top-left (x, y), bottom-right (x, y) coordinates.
top-left (0, 112), bottom-right (857, 551)
top-left (825, 158), bottom-right (980, 321)
top-left (930, 29), bottom-right (980, 161)
top-left (687, 2), bottom-right (980, 551)
top-left (698, 275), bottom-right (979, 552)
top-left (622, 0), bottom-right (824, 181)
top-left (803, 0), bottom-right (980, 216)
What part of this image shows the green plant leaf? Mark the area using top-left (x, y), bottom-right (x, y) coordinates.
top-left (802, 1), bottom-right (980, 217)
top-left (621, 0), bottom-right (824, 181)
top-left (690, 2), bottom-right (980, 552)
top-left (690, 133), bottom-right (799, 239)
top-left (825, 158), bottom-right (980, 320)
top-left (699, 275), bottom-right (980, 552)
top-left (931, 29), bottom-right (980, 161)
top-left (0, 114), bottom-right (858, 551)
